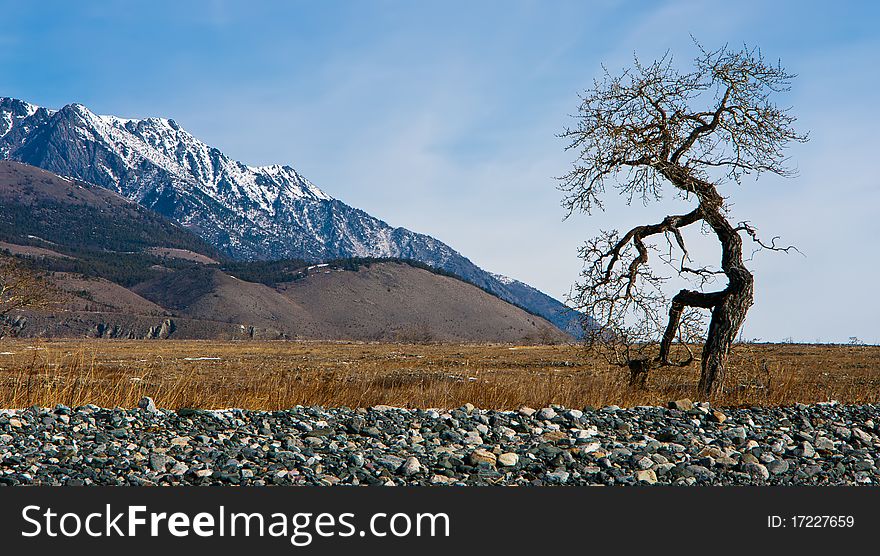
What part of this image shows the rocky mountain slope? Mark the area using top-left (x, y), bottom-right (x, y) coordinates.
top-left (0, 161), bottom-right (568, 342)
top-left (0, 97), bottom-right (583, 336)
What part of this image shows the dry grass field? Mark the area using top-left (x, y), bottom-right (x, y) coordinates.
top-left (0, 339), bottom-right (878, 410)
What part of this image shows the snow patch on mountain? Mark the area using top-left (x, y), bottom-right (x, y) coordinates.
top-left (490, 272), bottom-right (519, 286)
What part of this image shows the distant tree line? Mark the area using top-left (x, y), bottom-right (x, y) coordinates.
top-left (223, 256), bottom-right (468, 286)
top-left (0, 197), bottom-right (220, 257)
top-left (2, 248), bottom-right (207, 288)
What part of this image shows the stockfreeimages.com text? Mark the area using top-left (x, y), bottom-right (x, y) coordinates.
top-left (21, 505), bottom-right (450, 547)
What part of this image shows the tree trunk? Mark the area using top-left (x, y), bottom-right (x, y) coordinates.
top-left (699, 274), bottom-right (753, 396)
top-left (659, 288), bottom-right (726, 365)
top-left (657, 165), bottom-right (755, 397)
top-left (694, 188), bottom-right (754, 397)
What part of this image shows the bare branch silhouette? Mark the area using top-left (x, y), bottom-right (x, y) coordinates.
top-left (561, 44), bottom-right (807, 395)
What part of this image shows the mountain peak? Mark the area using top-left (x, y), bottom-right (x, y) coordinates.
top-left (56, 102), bottom-right (97, 122)
top-left (0, 97), bottom-right (39, 116)
top-left (1, 98), bottom-right (42, 144)
top-left (1, 97), bottom-right (333, 207)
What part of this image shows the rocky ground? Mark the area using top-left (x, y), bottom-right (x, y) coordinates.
top-left (1, 398), bottom-right (879, 485)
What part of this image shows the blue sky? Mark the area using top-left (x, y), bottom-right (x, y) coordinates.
top-left (1, 0), bottom-right (878, 342)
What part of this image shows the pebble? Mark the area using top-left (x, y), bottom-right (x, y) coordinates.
top-left (537, 407), bottom-right (557, 421)
top-left (708, 410), bottom-right (727, 423)
top-left (815, 437), bottom-right (835, 452)
top-left (541, 430), bottom-right (568, 443)
top-left (766, 459), bottom-right (790, 475)
top-left (137, 397), bottom-right (159, 413)
top-left (148, 453), bottom-right (167, 472)
top-left (668, 399), bottom-right (694, 411)
top-left (545, 469), bottom-right (570, 484)
top-left (801, 441), bottom-right (816, 458)
top-left (498, 453), bottom-right (519, 467)
top-left (743, 462), bottom-right (770, 481)
top-left (634, 456), bottom-right (653, 469)
top-left (0, 402), bottom-right (877, 485)
top-left (853, 428), bottom-right (873, 444)
top-left (400, 457), bottom-right (421, 476)
top-left (469, 448), bottom-right (497, 466)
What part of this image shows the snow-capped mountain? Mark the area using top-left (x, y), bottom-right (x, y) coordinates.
top-left (0, 97), bottom-right (583, 336)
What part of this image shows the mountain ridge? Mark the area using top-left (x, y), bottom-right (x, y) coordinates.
top-left (0, 97), bottom-right (584, 336)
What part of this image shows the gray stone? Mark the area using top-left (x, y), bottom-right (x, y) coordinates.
top-left (853, 460), bottom-right (874, 472)
top-left (743, 462), bottom-right (770, 481)
top-left (148, 453), bottom-right (167, 473)
top-left (654, 463), bottom-right (676, 476)
top-left (545, 470), bottom-right (570, 484)
top-left (170, 462), bottom-right (188, 475)
top-left (766, 459), bottom-right (789, 475)
top-left (378, 455), bottom-right (406, 471)
top-left (852, 428), bottom-right (872, 444)
top-left (400, 457), bottom-right (422, 476)
top-left (137, 397), bottom-right (158, 413)
top-left (634, 455), bottom-right (654, 469)
top-left (4, 401), bottom-right (880, 486)
top-left (537, 407), bottom-right (558, 420)
top-left (686, 465), bottom-right (716, 481)
top-left (815, 436), bottom-right (835, 452)
top-left (801, 441), bottom-right (816, 458)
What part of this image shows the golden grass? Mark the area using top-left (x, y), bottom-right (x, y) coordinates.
top-left (0, 339), bottom-right (878, 410)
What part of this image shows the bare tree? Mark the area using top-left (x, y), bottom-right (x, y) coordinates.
top-left (0, 257), bottom-right (54, 338)
top-left (560, 44), bottom-right (806, 396)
